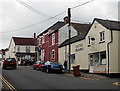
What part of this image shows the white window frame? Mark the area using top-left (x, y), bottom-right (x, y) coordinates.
top-left (51, 50), bottom-right (55, 61)
top-left (99, 31), bottom-right (105, 43)
top-left (52, 33), bottom-right (55, 45)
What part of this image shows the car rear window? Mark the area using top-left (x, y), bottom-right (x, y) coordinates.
top-left (51, 62), bottom-right (60, 65)
top-left (6, 58), bottom-right (16, 61)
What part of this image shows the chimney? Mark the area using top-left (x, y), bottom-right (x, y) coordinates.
top-left (34, 33), bottom-right (36, 38)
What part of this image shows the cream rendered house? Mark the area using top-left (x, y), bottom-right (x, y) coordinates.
top-left (59, 18), bottom-right (120, 74)
top-left (6, 37), bottom-right (36, 65)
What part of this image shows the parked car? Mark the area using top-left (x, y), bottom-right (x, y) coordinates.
top-left (33, 61), bottom-right (45, 70)
top-left (41, 61), bottom-right (63, 73)
top-left (3, 58), bottom-right (17, 69)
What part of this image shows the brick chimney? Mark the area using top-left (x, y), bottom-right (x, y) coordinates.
top-left (34, 33), bottom-right (36, 38)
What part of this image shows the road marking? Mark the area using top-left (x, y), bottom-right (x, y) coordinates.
top-left (113, 82), bottom-right (120, 86)
top-left (64, 73), bottom-right (100, 80)
top-left (0, 75), bottom-right (17, 91)
top-left (80, 76), bottom-right (100, 80)
top-left (64, 73), bottom-right (74, 77)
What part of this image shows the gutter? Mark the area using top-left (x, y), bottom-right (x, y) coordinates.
top-left (107, 30), bottom-right (113, 74)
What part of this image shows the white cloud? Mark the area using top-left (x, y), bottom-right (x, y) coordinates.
top-left (0, 0), bottom-right (119, 49)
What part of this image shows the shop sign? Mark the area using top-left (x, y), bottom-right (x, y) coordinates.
top-left (75, 43), bottom-right (83, 52)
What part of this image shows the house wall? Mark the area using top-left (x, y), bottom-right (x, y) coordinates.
top-left (59, 40), bottom-right (89, 70)
top-left (58, 24), bottom-right (77, 45)
top-left (59, 20), bottom-right (120, 73)
top-left (6, 38), bottom-right (16, 59)
top-left (16, 45), bottom-right (35, 53)
top-left (109, 30), bottom-right (120, 73)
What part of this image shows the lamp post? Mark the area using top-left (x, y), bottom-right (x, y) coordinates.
top-left (64, 8), bottom-right (71, 73)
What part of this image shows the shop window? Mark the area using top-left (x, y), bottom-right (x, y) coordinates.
top-left (99, 31), bottom-right (105, 43)
top-left (100, 52), bottom-right (106, 65)
top-left (70, 54), bottom-right (75, 63)
top-left (52, 33), bottom-right (55, 45)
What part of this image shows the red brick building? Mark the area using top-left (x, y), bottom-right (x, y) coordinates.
top-left (37, 21), bottom-right (90, 62)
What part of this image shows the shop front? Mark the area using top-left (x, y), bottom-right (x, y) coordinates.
top-left (89, 51), bottom-right (107, 73)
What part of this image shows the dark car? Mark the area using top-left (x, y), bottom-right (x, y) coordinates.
top-left (41, 61), bottom-right (63, 73)
top-left (33, 61), bottom-right (45, 70)
top-left (3, 58), bottom-right (17, 69)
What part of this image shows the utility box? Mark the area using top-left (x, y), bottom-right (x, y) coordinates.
top-left (72, 65), bottom-right (81, 76)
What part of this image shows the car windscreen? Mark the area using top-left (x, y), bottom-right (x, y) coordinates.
top-left (50, 62), bottom-right (61, 65)
top-left (6, 58), bottom-right (16, 61)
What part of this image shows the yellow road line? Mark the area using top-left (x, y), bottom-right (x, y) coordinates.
top-left (80, 76), bottom-right (100, 80)
top-left (64, 73), bottom-right (100, 80)
top-left (0, 75), bottom-right (17, 91)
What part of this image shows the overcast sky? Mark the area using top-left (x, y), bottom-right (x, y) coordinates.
top-left (0, 0), bottom-right (119, 50)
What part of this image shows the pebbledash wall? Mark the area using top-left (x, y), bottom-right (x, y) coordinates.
top-left (59, 18), bottom-right (120, 74)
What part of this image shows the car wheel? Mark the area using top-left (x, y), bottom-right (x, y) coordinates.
top-left (33, 67), bottom-right (36, 70)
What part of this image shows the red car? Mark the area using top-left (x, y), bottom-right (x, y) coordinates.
top-left (33, 61), bottom-right (45, 70)
top-left (3, 58), bottom-right (17, 69)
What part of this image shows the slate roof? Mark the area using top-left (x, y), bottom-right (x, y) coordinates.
top-left (59, 24), bottom-right (91, 48)
top-left (95, 18), bottom-right (120, 30)
top-left (13, 37), bottom-right (36, 46)
top-left (59, 18), bottom-right (120, 48)
top-left (37, 21), bottom-right (65, 37)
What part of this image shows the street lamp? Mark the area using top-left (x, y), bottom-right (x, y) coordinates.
top-left (64, 8), bottom-right (71, 73)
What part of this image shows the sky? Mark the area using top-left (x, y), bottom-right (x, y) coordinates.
top-left (0, 0), bottom-right (119, 50)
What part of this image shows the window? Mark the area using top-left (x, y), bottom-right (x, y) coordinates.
top-left (100, 52), bottom-right (106, 65)
top-left (88, 36), bottom-right (91, 47)
top-left (18, 46), bottom-right (20, 52)
top-left (51, 50), bottom-right (55, 61)
top-left (41, 36), bottom-right (44, 44)
top-left (99, 31), bottom-right (105, 43)
top-left (70, 54), bottom-right (75, 63)
top-left (26, 46), bottom-right (30, 53)
top-left (52, 33), bottom-right (55, 45)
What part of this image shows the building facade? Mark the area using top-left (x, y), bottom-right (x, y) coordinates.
top-left (59, 18), bottom-right (120, 74)
top-left (37, 21), bottom-right (89, 62)
top-left (6, 37), bottom-right (37, 64)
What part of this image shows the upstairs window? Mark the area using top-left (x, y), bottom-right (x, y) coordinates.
top-left (18, 46), bottom-right (20, 52)
top-left (26, 46), bottom-right (30, 53)
top-left (52, 33), bottom-right (55, 45)
top-left (99, 31), bottom-right (105, 43)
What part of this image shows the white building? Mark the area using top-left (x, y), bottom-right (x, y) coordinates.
top-left (6, 37), bottom-right (37, 64)
top-left (59, 18), bottom-right (120, 74)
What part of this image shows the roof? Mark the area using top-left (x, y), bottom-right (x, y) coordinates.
top-left (59, 24), bottom-right (90, 48)
top-left (59, 18), bottom-right (120, 48)
top-left (37, 21), bottom-right (65, 37)
top-left (12, 37), bottom-right (36, 46)
top-left (48, 22), bottom-right (90, 35)
top-left (95, 18), bottom-right (120, 30)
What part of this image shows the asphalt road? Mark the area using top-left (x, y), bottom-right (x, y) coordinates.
top-left (1, 66), bottom-right (119, 90)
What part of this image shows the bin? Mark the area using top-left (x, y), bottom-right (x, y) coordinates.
top-left (72, 65), bottom-right (81, 76)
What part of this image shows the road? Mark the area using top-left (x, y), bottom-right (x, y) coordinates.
top-left (1, 66), bottom-right (119, 90)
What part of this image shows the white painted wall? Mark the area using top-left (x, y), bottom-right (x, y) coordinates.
top-left (58, 24), bottom-right (77, 45)
top-left (59, 20), bottom-right (120, 73)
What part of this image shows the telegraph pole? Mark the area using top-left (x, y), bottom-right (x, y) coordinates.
top-left (68, 8), bottom-right (71, 73)
top-left (63, 8), bottom-right (71, 73)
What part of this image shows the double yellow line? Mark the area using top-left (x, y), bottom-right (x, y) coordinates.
top-left (0, 75), bottom-right (17, 91)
